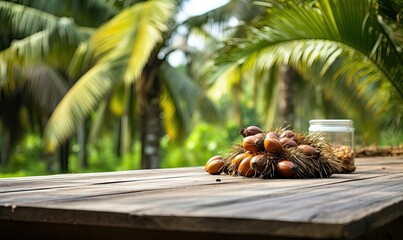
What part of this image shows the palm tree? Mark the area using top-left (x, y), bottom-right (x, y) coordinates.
top-left (211, 0), bottom-right (402, 142)
top-left (43, 0), bottom-right (220, 169)
top-left (0, 0), bottom-right (116, 169)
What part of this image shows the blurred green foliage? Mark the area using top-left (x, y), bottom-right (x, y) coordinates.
top-left (0, 135), bottom-right (46, 177)
top-left (0, 122), bottom-right (241, 177)
top-left (2, 122), bottom-right (401, 178)
top-left (1, 0), bottom-right (402, 178)
top-left (161, 122), bottom-right (241, 168)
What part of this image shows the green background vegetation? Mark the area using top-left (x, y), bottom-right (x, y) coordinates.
top-left (1, 0), bottom-right (402, 178)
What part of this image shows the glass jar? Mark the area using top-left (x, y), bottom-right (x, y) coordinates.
top-left (309, 119), bottom-right (356, 173)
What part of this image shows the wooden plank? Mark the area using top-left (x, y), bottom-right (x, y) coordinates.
top-left (1, 176), bottom-right (402, 238)
top-left (1, 158), bottom-right (401, 212)
top-left (0, 167), bottom-right (203, 193)
top-left (0, 166), bottom-right (389, 207)
top-left (1, 156), bottom-right (401, 196)
top-left (1, 156), bottom-right (400, 206)
top-left (0, 156), bottom-right (402, 239)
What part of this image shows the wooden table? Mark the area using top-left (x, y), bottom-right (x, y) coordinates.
top-left (0, 156), bottom-right (402, 240)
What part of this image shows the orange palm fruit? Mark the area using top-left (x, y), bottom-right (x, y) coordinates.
top-left (264, 137), bottom-right (283, 154)
top-left (205, 156), bottom-right (225, 175)
top-left (238, 155), bottom-right (255, 177)
top-left (232, 153), bottom-right (252, 169)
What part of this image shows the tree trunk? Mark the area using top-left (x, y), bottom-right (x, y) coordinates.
top-left (279, 65), bottom-right (297, 128)
top-left (115, 118), bottom-right (122, 157)
top-left (116, 113), bottom-right (132, 157)
top-left (140, 92), bottom-right (161, 169)
top-left (139, 64), bottom-right (162, 169)
top-left (77, 122), bottom-right (88, 169)
top-left (60, 140), bottom-right (70, 173)
top-left (0, 128), bottom-right (10, 166)
top-left (115, 85), bottom-right (134, 158)
top-left (121, 84), bottom-right (133, 155)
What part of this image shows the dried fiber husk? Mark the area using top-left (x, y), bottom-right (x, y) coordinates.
top-left (215, 130), bottom-right (344, 179)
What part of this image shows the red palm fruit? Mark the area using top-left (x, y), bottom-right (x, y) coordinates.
top-left (250, 154), bottom-right (266, 173)
top-left (264, 137), bottom-right (283, 154)
top-left (280, 130), bottom-right (297, 141)
top-left (238, 155), bottom-right (255, 177)
top-left (239, 126), bottom-right (263, 137)
top-left (266, 132), bottom-right (280, 139)
top-left (279, 137), bottom-right (298, 148)
top-left (298, 145), bottom-right (319, 158)
top-left (279, 137), bottom-right (290, 144)
top-left (205, 156), bottom-right (225, 175)
top-left (284, 140), bottom-right (298, 148)
top-left (276, 160), bottom-right (298, 178)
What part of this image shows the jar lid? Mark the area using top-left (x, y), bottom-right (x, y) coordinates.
top-left (309, 119), bottom-right (354, 132)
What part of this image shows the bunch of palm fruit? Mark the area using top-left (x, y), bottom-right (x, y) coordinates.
top-left (205, 126), bottom-right (345, 179)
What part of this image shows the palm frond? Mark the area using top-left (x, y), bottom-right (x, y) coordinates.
top-left (0, 64), bottom-right (68, 151)
top-left (44, 64), bottom-right (117, 152)
top-left (108, 83), bottom-right (129, 116)
top-left (4, 0), bottom-right (117, 27)
top-left (209, 62), bottom-right (242, 99)
top-left (254, 65), bottom-right (280, 129)
top-left (221, 0), bottom-right (403, 93)
top-left (67, 41), bottom-right (95, 81)
top-left (213, 0), bottom-right (402, 139)
top-left (23, 65), bottom-right (69, 113)
top-left (160, 85), bottom-right (189, 141)
top-left (160, 62), bottom-right (221, 140)
top-left (87, 99), bottom-right (109, 144)
top-left (248, 39), bottom-right (394, 137)
top-left (91, 0), bottom-right (176, 83)
top-left (0, 1), bottom-right (58, 40)
top-left (0, 17), bottom-right (85, 87)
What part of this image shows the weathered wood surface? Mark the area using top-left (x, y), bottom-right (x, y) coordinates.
top-left (0, 156), bottom-right (402, 239)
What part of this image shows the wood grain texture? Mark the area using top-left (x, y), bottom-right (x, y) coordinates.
top-left (0, 156), bottom-right (402, 239)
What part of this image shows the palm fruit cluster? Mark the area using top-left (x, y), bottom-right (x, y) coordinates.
top-left (205, 126), bottom-right (345, 179)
